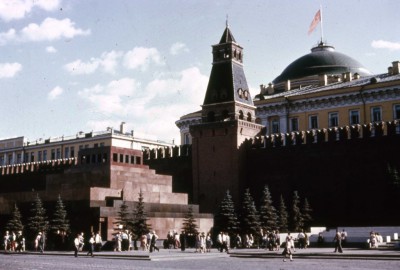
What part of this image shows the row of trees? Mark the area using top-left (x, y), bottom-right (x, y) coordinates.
top-left (5, 193), bottom-right (70, 239)
top-left (214, 186), bottom-right (313, 237)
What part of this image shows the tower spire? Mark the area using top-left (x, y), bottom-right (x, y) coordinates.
top-left (226, 14), bottom-right (229, 28)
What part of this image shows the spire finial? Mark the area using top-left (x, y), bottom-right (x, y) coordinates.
top-left (226, 14), bottom-right (229, 28)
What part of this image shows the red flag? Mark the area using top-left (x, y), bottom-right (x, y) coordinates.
top-left (308, 9), bottom-right (321, 35)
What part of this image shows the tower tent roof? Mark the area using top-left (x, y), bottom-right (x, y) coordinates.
top-left (219, 26), bottom-right (236, 44)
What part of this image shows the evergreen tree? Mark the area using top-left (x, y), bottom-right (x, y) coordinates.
top-left (302, 198), bottom-right (313, 231)
top-left (214, 190), bottom-right (239, 235)
top-left (240, 189), bottom-right (260, 236)
top-left (182, 205), bottom-right (199, 235)
top-left (277, 194), bottom-right (289, 232)
top-left (259, 185), bottom-right (278, 232)
top-left (131, 190), bottom-right (151, 238)
top-left (50, 195), bottom-right (70, 234)
top-left (114, 201), bottom-right (132, 231)
top-left (291, 190), bottom-right (304, 232)
top-left (28, 193), bottom-right (49, 234)
top-left (6, 204), bottom-right (24, 232)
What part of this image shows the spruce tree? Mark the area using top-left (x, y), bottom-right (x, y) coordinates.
top-left (28, 193), bottom-right (49, 234)
top-left (240, 189), bottom-right (260, 236)
top-left (292, 190), bottom-right (304, 232)
top-left (302, 198), bottom-right (313, 231)
top-left (50, 195), bottom-right (70, 234)
top-left (115, 200), bottom-right (131, 231)
top-left (214, 190), bottom-right (239, 235)
top-left (277, 194), bottom-right (289, 232)
top-left (131, 190), bottom-right (151, 238)
top-left (259, 185), bottom-right (278, 232)
top-left (182, 205), bottom-right (199, 235)
top-left (6, 203), bottom-right (24, 232)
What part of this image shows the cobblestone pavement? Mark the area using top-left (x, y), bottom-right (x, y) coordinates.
top-left (1, 248), bottom-right (399, 270)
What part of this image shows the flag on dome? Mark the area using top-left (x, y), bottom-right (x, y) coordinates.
top-left (308, 9), bottom-right (321, 35)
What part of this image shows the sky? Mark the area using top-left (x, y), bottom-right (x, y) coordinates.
top-left (1, 0), bottom-right (399, 144)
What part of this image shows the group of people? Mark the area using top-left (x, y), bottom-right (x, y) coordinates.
top-left (3, 231), bottom-right (25, 252)
top-left (73, 231), bottom-right (102, 257)
top-left (368, 231), bottom-right (383, 248)
top-left (194, 232), bottom-right (212, 253)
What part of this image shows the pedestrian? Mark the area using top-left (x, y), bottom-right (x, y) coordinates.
top-left (179, 231), bottom-right (186, 251)
top-left (38, 232), bottom-right (45, 253)
top-left (149, 231), bottom-right (159, 252)
top-left (87, 233), bottom-right (95, 257)
top-left (282, 233), bottom-right (294, 262)
top-left (206, 233), bottom-right (213, 252)
top-left (333, 230), bottom-right (343, 253)
top-left (78, 232), bottom-right (84, 252)
top-left (73, 234), bottom-right (80, 257)
top-left (94, 231), bottom-right (102, 252)
top-left (3, 231), bottom-right (10, 252)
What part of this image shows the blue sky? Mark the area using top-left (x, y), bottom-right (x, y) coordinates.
top-left (1, 0), bottom-right (399, 144)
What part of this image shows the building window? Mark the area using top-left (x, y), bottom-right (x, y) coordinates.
top-left (70, 147), bottom-right (75, 158)
top-left (371, 107), bottom-right (382, 122)
top-left (328, 112), bottom-right (339, 127)
top-left (247, 112), bottom-right (252, 122)
top-left (43, 150), bottom-right (47, 161)
top-left (349, 110), bottom-right (360, 125)
top-left (184, 133), bottom-right (190, 145)
top-left (113, 153), bottom-right (118, 162)
top-left (239, 111), bottom-right (244, 120)
top-left (290, 118), bottom-right (299, 132)
top-left (119, 154), bottom-right (123, 163)
top-left (56, 148), bottom-right (61, 159)
top-left (24, 153), bottom-right (29, 163)
top-left (125, 155), bottom-right (129, 163)
top-left (51, 149), bottom-right (55, 160)
top-left (65, 147), bottom-right (70, 158)
top-left (271, 119), bottom-right (280, 134)
top-left (0, 156), bottom-right (4, 166)
top-left (394, 104), bottom-right (400, 119)
top-left (30, 152), bottom-right (34, 162)
top-left (38, 151), bottom-right (42, 162)
top-left (309, 115), bottom-right (318, 129)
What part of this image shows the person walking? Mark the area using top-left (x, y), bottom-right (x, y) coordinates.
top-left (73, 234), bottom-right (80, 257)
top-left (282, 233), bottom-right (294, 262)
top-left (87, 233), bottom-right (95, 257)
top-left (150, 231), bottom-right (159, 252)
top-left (333, 230), bottom-right (343, 253)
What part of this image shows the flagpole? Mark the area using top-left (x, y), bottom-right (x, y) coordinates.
top-left (319, 5), bottom-right (324, 43)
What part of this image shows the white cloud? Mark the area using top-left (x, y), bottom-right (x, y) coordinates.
top-left (78, 67), bottom-right (208, 141)
top-left (371, 40), bottom-right (400, 51)
top-left (0, 0), bottom-right (60, 22)
top-left (48, 86), bottom-right (63, 100)
top-left (123, 47), bottom-right (164, 71)
top-left (64, 50), bottom-right (122, 75)
top-left (0, 62), bottom-right (22, 78)
top-left (0, 29), bottom-right (16, 45)
top-left (0, 17), bottom-right (90, 45)
top-left (21, 17), bottom-right (90, 42)
top-left (46, 46), bottom-right (57, 53)
top-left (170, 42), bottom-right (189, 55)
top-left (64, 59), bottom-right (100, 75)
top-left (78, 78), bottom-right (141, 115)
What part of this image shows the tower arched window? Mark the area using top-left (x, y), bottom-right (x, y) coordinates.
top-left (239, 110), bottom-right (244, 120)
top-left (247, 112), bottom-right (252, 122)
top-left (207, 111), bottom-right (215, 122)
